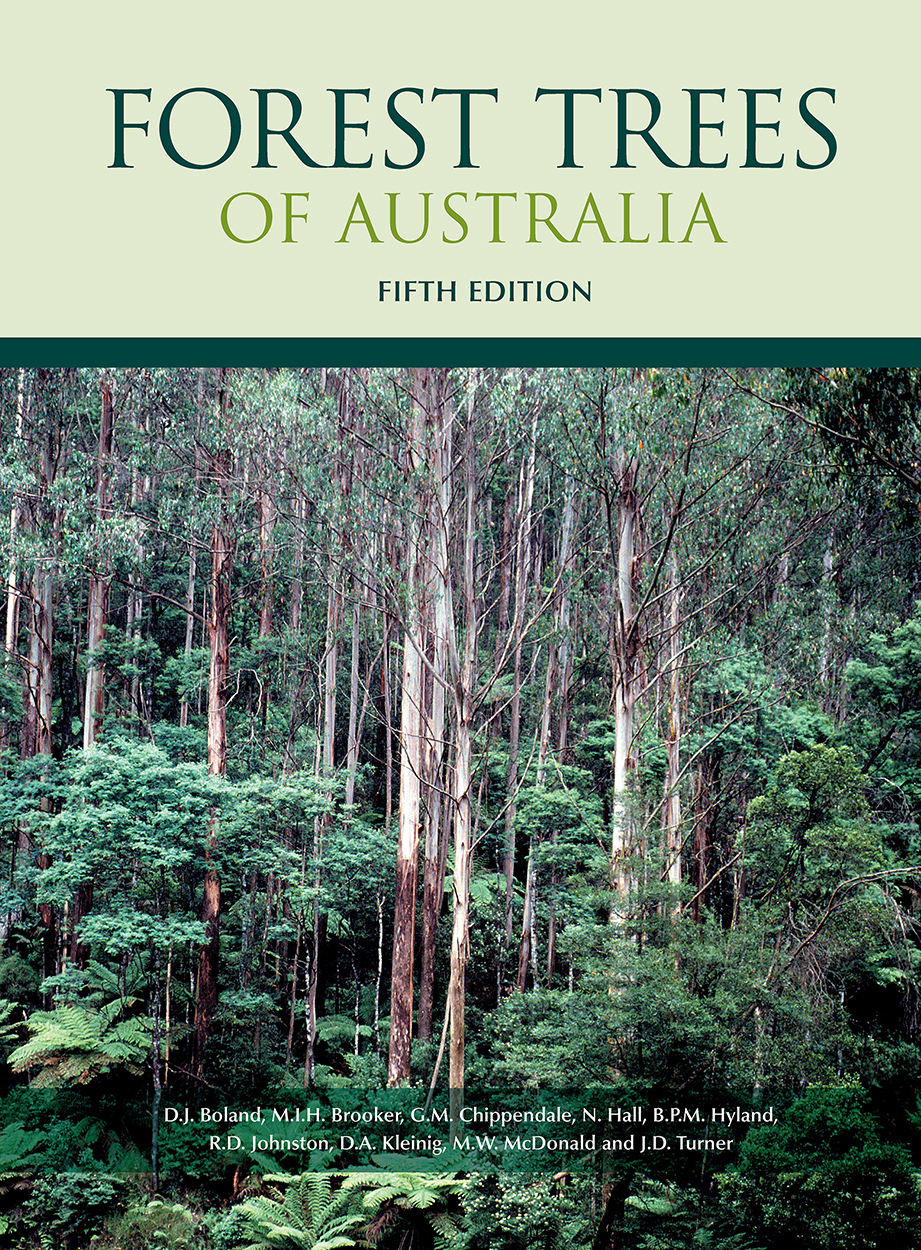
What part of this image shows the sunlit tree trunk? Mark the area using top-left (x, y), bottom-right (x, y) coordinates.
top-left (0, 369), bottom-right (27, 751)
top-left (388, 367), bottom-right (432, 1086)
top-left (610, 451), bottom-right (641, 922)
top-left (194, 371), bottom-right (233, 1079)
top-left (447, 372), bottom-right (477, 1127)
top-left (418, 389), bottom-right (451, 1042)
top-left (72, 375), bottom-right (116, 969)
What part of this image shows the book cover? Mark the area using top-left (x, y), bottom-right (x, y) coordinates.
top-left (0, 5), bottom-right (919, 1249)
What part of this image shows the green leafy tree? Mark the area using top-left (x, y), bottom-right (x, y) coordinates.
top-left (719, 1085), bottom-right (921, 1250)
top-left (740, 745), bottom-right (909, 1084)
top-left (783, 367), bottom-right (921, 508)
top-left (846, 604), bottom-right (921, 823)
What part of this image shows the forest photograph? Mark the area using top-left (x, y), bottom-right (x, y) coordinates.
top-left (0, 365), bottom-right (919, 1249)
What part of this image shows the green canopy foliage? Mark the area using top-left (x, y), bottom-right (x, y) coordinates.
top-left (0, 367), bottom-right (918, 1250)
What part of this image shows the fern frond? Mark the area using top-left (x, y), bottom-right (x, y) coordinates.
top-left (9, 1002), bottom-right (151, 1086)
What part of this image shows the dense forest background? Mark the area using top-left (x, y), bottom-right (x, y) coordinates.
top-left (1, 366), bottom-right (920, 1249)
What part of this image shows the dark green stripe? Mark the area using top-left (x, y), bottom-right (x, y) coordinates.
top-left (0, 338), bottom-right (918, 366)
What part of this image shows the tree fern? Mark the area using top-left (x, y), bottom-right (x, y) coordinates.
top-left (8, 998), bottom-right (151, 1086)
top-left (343, 1172), bottom-right (467, 1248)
top-left (0, 998), bottom-right (23, 1048)
top-left (232, 1172), bottom-right (371, 1249)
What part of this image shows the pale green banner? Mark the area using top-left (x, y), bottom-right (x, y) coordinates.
top-left (1, 1), bottom-right (916, 339)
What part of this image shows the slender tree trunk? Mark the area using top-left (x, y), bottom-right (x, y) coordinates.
top-left (381, 607), bottom-right (394, 834)
top-left (516, 857), bottom-right (535, 992)
top-left (501, 415), bottom-right (537, 990)
top-left (417, 776), bottom-right (447, 1042)
top-left (124, 433), bottom-right (147, 726)
top-left (818, 526), bottom-right (836, 710)
top-left (194, 374), bottom-right (233, 1079)
top-left (18, 379), bottom-right (60, 999)
top-left (691, 752), bottom-right (719, 922)
top-left (661, 527), bottom-right (683, 896)
top-left (74, 374), bottom-right (113, 960)
top-left (179, 377), bottom-right (203, 728)
top-left (543, 475), bottom-right (579, 987)
top-left (374, 891), bottom-right (384, 1059)
top-left (491, 454), bottom-right (514, 736)
top-left (37, 421), bottom-right (58, 990)
top-left (34, 553), bottom-right (55, 991)
top-left (255, 471), bottom-right (276, 759)
top-left (450, 686), bottom-right (472, 1130)
top-left (322, 581), bottom-right (340, 783)
top-left (289, 488), bottom-right (305, 637)
top-left (0, 369), bottom-right (27, 750)
top-left (179, 546), bottom-right (198, 729)
top-left (344, 592), bottom-right (360, 808)
top-left (610, 452), bottom-right (641, 922)
top-left (23, 555), bottom-right (54, 760)
top-left (305, 496), bottom-right (345, 1083)
top-left (418, 391), bottom-right (451, 1043)
top-left (387, 368), bottom-right (430, 1087)
top-left (447, 373), bottom-right (477, 1130)
top-left (83, 376), bottom-right (114, 749)
top-left (151, 947), bottom-right (163, 1193)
